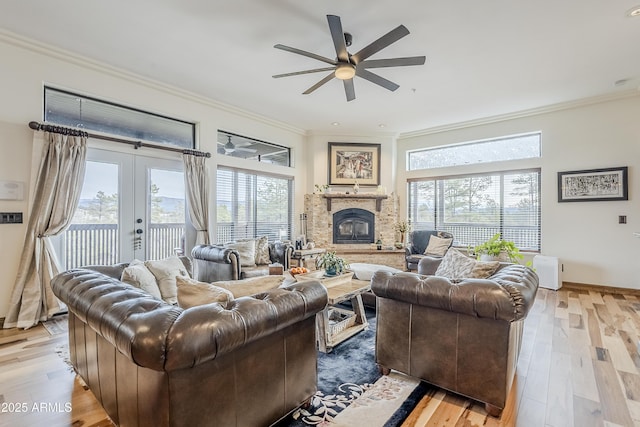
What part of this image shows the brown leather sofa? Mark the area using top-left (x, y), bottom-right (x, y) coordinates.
top-left (51, 265), bottom-right (328, 427)
top-left (192, 242), bottom-right (293, 281)
top-left (371, 261), bottom-right (538, 416)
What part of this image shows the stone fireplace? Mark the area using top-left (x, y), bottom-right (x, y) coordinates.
top-left (303, 192), bottom-right (399, 252)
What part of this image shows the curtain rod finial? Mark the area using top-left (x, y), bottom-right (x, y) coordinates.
top-left (28, 121), bottom-right (41, 130)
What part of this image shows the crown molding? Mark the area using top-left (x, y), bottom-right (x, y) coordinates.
top-left (0, 29), bottom-right (306, 136)
top-left (399, 90), bottom-right (640, 140)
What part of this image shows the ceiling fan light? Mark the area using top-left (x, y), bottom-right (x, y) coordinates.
top-left (335, 64), bottom-right (356, 80)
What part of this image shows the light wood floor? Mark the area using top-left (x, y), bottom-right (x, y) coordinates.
top-left (1, 286), bottom-right (639, 427)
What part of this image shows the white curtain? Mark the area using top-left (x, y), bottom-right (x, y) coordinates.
top-left (4, 131), bottom-right (87, 329)
top-left (183, 153), bottom-right (210, 245)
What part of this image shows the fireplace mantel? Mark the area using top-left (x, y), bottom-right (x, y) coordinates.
top-left (322, 193), bottom-right (388, 212)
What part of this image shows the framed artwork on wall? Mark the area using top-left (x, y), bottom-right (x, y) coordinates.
top-left (558, 166), bottom-right (628, 202)
top-left (328, 142), bottom-right (381, 186)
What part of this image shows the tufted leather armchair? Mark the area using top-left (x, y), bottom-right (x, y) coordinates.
top-left (51, 267), bottom-right (327, 427)
top-left (191, 241), bottom-right (293, 281)
top-left (371, 263), bottom-right (538, 416)
top-left (404, 230), bottom-right (454, 271)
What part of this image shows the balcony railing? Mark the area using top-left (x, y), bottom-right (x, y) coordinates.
top-left (216, 222), bottom-right (290, 243)
top-left (64, 223), bottom-right (184, 269)
top-left (412, 222), bottom-right (540, 252)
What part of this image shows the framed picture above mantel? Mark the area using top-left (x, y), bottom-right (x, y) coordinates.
top-left (328, 142), bottom-right (380, 186)
top-left (558, 166), bottom-right (628, 202)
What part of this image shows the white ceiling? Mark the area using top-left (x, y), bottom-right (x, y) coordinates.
top-left (1, 1), bottom-right (639, 134)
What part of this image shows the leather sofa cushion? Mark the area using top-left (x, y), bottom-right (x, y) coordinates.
top-left (176, 276), bottom-right (234, 309)
top-left (211, 275), bottom-right (285, 298)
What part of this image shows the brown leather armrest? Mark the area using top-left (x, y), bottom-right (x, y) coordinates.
top-left (371, 264), bottom-right (538, 322)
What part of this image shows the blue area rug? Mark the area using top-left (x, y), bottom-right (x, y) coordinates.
top-left (278, 307), bottom-right (428, 426)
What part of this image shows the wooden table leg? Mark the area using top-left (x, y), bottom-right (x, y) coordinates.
top-left (350, 294), bottom-right (368, 329)
top-left (316, 310), bottom-right (329, 353)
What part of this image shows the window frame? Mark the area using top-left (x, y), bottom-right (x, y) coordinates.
top-left (407, 132), bottom-right (541, 171)
top-left (216, 166), bottom-right (294, 243)
top-left (44, 86), bottom-right (196, 150)
top-left (407, 168), bottom-right (541, 252)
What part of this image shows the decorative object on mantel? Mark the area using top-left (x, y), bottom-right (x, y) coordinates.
top-left (558, 166), bottom-right (628, 202)
top-left (353, 180), bottom-right (359, 194)
top-left (471, 233), bottom-right (523, 263)
top-left (394, 220), bottom-right (411, 246)
top-left (314, 184), bottom-right (331, 194)
top-left (316, 251), bottom-right (349, 276)
top-left (328, 142), bottom-right (380, 186)
top-left (376, 234), bottom-right (383, 250)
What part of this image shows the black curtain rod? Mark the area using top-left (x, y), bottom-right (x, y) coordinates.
top-left (28, 121), bottom-right (211, 158)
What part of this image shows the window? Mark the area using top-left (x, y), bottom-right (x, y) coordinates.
top-left (216, 167), bottom-right (293, 242)
top-left (217, 130), bottom-right (290, 167)
top-left (408, 132), bottom-right (541, 170)
top-left (408, 169), bottom-right (540, 251)
top-left (44, 87), bottom-right (195, 149)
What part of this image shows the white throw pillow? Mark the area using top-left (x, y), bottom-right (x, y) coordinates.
top-left (176, 276), bottom-right (234, 309)
top-left (226, 240), bottom-right (257, 267)
top-left (145, 256), bottom-right (190, 304)
top-left (349, 263), bottom-right (401, 281)
top-left (424, 235), bottom-right (453, 256)
top-left (121, 259), bottom-right (162, 300)
top-left (434, 249), bottom-right (476, 280)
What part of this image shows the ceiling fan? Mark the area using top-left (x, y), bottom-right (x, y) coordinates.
top-left (272, 14), bottom-right (426, 101)
top-left (217, 135), bottom-right (257, 154)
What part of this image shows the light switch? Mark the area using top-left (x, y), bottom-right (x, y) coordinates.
top-left (0, 212), bottom-right (23, 224)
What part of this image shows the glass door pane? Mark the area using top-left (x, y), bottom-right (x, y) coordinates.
top-left (65, 160), bottom-right (121, 269)
top-left (134, 156), bottom-right (185, 260)
top-left (145, 167), bottom-right (185, 259)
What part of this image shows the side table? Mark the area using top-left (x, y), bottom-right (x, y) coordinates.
top-left (292, 248), bottom-right (326, 269)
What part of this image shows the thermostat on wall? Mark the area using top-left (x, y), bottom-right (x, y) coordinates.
top-left (0, 181), bottom-right (24, 200)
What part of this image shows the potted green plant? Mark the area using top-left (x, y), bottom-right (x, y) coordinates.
top-left (472, 233), bottom-right (523, 263)
top-left (316, 251), bottom-right (349, 276)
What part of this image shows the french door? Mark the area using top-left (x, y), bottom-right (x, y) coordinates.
top-left (62, 149), bottom-right (186, 268)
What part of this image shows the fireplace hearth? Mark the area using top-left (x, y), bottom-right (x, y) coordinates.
top-left (333, 208), bottom-right (375, 244)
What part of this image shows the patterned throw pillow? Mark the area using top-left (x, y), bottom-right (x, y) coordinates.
top-left (176, 276), bottom-right (234, 309)
top-left (470, 260), bottom-right (501, 279)
top-left (226, 240), bottom-right (257, 267)
top-left (254, 235), bottom-right (271, 265)
top-left (423, 235), bottom-right (453, 256)
top-left (434, 249), bottom-right (476, 279)
top-left (121, 259), bottom-right (162, 299)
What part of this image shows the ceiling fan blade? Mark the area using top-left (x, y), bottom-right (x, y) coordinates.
top-left (327, 15), bottom-right (349, 62)
top-left (359, 56), bottom-right (426, 69)
top-left (303, 73), bottom-right (336, 94)
top-left (356, 68), bottom-right (400, 91)
top-left (272, 67), bottom-right (336, 78)
top-left (236, 147), bottom-right (257, 153)
top-left (274, 44), bottom-right (337, 66)
top-left (351, 25), bottom-right (410, 64)
top-left (343, 79), bottom-right (356, 102)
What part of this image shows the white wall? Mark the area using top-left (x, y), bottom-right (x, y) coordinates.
top-left (0, 35), bottom-right (308, 318)
top-left (396, 94), bottom-right (640, 289)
